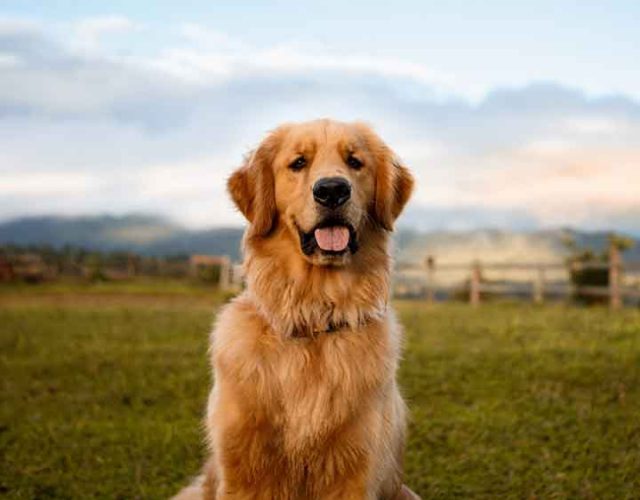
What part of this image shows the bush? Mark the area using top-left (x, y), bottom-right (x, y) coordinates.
top-left (195, 264), bottom-right (221, 284)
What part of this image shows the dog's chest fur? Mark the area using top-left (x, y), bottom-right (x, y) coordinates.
top-left (213, 298), bottom-right (396, 453)
top-left (273, 327), bottom-right (392, 452)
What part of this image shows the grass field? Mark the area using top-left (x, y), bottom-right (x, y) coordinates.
top-left (1, 282), bottom-right (639, 499)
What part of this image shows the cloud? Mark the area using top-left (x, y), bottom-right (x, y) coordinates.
top-left (74, 15), bottom-right (139, 38)
top-left (1, 17), bottom-right (639, 234)
top-left (178, 23), bottom-right (246, 52)
top-left (72, 15), bottom-right (142, 51)
top-left (0, 52), bottom-right (20, 68)
top-left (0, 18), bottom-right (459, 120)
top-left (0, 17), bottom-right (41, 36)
top-left (0, 171), bottom-right (101, 196)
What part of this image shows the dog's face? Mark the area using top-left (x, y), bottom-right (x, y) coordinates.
top-left (228, 120), bottom-right (413, 266)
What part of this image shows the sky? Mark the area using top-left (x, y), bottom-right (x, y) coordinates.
top-left (1, 1), bottom-right (640, 233)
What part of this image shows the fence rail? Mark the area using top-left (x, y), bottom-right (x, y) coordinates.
top-left (397, 243), bottom-right (640, 309)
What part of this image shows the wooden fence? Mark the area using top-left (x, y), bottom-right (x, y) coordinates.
top-left (397, 244), bottom-right (640, 309)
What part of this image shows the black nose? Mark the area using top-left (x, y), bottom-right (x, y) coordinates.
top-left (313, 177), bottom-right (351, 209)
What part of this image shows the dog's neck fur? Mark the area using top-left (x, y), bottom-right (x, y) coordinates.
top-left (243, 223), bottom-right (392, 338)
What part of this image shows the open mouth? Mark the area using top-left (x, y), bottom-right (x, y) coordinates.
top-left (298, 218), bottom-right (358, 256)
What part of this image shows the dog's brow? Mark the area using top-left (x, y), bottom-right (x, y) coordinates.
top-left (340, 139), bottom-right (361, 156)
top-left (300, 141), bottom-right (314, 154)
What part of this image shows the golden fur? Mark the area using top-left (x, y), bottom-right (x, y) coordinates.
top-left (175, 119), bottom-right (418, 499)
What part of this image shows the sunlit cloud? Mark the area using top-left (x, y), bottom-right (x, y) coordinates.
top-left (564, 117), bottom-right (622, 135)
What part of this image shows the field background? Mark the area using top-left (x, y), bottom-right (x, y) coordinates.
top-left (1, 282), bottom-right (639, 499)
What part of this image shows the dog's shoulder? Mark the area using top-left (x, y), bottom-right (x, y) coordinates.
top-left (210, 292), bottom-right (278, 375)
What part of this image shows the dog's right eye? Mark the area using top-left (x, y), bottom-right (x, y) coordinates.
top-left (289, 156), bottom-right (307, 171)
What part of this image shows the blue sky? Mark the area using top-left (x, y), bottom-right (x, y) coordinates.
top-left (1, 1), bottom-right (640, 232)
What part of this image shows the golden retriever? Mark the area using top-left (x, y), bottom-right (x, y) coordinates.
top-left (175, 119), bottom-right (418, 499)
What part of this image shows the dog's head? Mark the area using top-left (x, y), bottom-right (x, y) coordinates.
top-left (228, 119), bottom-right (413, 266)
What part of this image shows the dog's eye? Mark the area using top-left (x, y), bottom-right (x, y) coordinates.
top-left (346, 154), bottom-right (363, 170)
top-left (289, 156), bottom-right (307, 171)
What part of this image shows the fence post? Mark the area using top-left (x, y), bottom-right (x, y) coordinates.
top-left (219, 257), bottom-right (231, 291)
top-left (533, 265), bottom-right (545, 304)
top-left (470, 261), bottom-right (481, 307)
top-left (127, 253), bottom-right (136, 277)
top-left (425, 256), bottom-right (435, 305)
top-left (609, 243), bottom-right (622, 310)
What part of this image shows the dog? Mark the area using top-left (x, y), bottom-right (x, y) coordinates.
top-left (175, 119), bottom-right (419, 499)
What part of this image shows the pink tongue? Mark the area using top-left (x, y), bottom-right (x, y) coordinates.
top-left (314, 226), bottom-right (350, 252)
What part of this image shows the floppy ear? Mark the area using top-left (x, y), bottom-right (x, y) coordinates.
top-left (373, 147), bottom-right (415, 231)
top-left (227, 132), bottom-right (280, 238)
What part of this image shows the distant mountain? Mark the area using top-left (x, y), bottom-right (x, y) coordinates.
top-left (0, 215), bottom-right (244, 261)
top-left (395, 228), bottom-right (640, 265)
top-left (1, 215), bottom-right (639, 265)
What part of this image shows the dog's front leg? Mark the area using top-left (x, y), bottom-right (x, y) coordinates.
top-left (211, 419), bottom-right (285, 500)
top-left (322, 474), bottom-right (370, 500)
top-left (303, 429), bottom-right (374, 500)
top-left (207, 378), bottom-right (287, 500)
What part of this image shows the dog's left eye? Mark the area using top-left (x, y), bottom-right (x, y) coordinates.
top-left (346, 154), bottom-right (363, 170)
top-left (289, 156), bottom-right (307, 171)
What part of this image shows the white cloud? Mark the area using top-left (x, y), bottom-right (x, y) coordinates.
top-left (0, 171), bottom-right (101, 196)
top-left (1, 16), bottom-right (640, 233)
top-left (0, 52), bottom-right (20, 68)
top-left (178, 23), bottom-right (246, 51)
top-left (253, 45), bottom-right (455, 89)
top-left (0, 17), bottom-right (41, 36)
top-left (146, 48), bottom-right (235, 84)
top-left (73, 15), bottom-right (141, 50)
top-left (523, 139), bottom-right (576, 155)
top-left (564, 117), bottom-right (622, 134)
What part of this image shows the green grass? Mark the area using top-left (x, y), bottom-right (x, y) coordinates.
top-left (399, 302), bottom-right (640, 499)
top-left (1, 285), bottom-right (639, 499)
